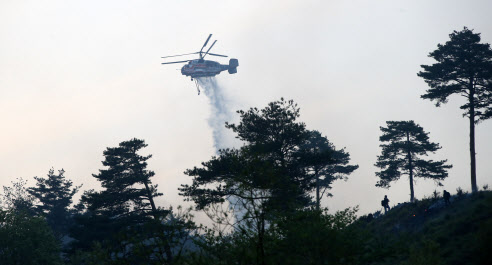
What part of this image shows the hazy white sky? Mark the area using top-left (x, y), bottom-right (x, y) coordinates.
top-left (1, 0), bottom-right (491, 219)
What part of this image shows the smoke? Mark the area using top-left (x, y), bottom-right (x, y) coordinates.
top-left (197, 77), bottom-right (236, 153)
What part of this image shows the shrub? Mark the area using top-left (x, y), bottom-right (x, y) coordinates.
top-left (456, 187), bottom-right (464, 198)
top-left (432, 190), bottom-right (441, 201)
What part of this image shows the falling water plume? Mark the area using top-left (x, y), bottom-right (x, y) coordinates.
top-left (196, 77), bottom-right (235, 153)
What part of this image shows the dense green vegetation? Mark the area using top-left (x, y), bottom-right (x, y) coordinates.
top-left (0, 209), bottom-right (62, 265)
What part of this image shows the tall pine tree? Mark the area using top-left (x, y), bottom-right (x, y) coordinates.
top-left (375, 121), bottom-right (452, 202)
top-left (417, 27), bottom-right (492, 193)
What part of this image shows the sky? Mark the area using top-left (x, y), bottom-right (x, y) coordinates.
top-left (1, 0), bottom-right (491, 222)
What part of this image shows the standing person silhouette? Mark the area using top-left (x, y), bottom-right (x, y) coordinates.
top-left (382, 195), bottom-right (390, 213)
top-left (443, 190), bottom-right (451, 206)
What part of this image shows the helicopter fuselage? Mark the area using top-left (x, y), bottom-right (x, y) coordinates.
top-left (181, 59), bottom-right (230, 79)
top-left (161, 34), bottom-right (238, 83)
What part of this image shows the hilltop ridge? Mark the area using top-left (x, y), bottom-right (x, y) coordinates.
top-left (354, 190), bottom-right (492, 265)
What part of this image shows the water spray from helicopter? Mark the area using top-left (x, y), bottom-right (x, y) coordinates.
top-left (196, 77), bottom-right (237, 152)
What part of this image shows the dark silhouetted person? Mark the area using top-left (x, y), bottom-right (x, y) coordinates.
top-left (443, 190), bottom-right (451, 206)
top-left (381, 195), bottom-right (390, 213)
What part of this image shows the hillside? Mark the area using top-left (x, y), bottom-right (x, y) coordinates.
top-left (354, 190), bottom-right (492, 265)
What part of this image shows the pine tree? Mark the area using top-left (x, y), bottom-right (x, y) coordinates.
top-left (84, 138), bottom-right (162, 219)
top-left (417, 27), bottom-right (492, 193)
top-left (28, 168), bottom-right (80, 239)
top-left (299, 130), bottom-right (358, 210)
top-left (182, 99), bottom-right (358, 213)
top-left (71, 138), bottom-right (168, 255)
top-left (375, 121), bottom-right (452, 202)
top-left (181, 99), bottom-right (357, 265)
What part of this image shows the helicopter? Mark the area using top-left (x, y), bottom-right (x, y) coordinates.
top-left (161, 34), bottom-right (238, 94)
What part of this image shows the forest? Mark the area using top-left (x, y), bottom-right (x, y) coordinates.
top-left (1, 28), bottom-right (491, 265)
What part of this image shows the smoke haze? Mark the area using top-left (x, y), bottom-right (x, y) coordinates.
top-left (1, 0), bottom-right (491, 218)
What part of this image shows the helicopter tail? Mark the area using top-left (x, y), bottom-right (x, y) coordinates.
top-left (228, 58), bottom-right (238, 74)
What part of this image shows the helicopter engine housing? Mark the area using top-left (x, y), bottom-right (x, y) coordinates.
top-left (228, 58), bottom-right (239, 74)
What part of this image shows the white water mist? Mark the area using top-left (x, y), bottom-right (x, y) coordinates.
top-left (197, 77), bottom-right (247, 230)
top-left (197, 77), bottom-right (235, 153)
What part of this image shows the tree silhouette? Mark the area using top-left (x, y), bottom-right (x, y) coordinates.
top-left (418, 27), bottom-right (492, 193)
top-left (83, 138), bottom-right (162, 219)
top-left (181, 99), bottom-right (356, 265)
top-left (28, 168), bottom-right (81, 240)
top-left (181, 99), bottom-right (314, 265)
top-left (181, 99), bottom-right (348, 214)
top-left (300, 130), bottom-right (358, 210)
top-left (1, 178), bottom-right (34, 214)
top-left (375, 121), bottom-right (452, 202)
top-left (71, 138), bottom-right (171, 259)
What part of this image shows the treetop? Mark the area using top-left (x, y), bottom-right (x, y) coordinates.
top-left (418, 27), bottom-right (492, 122)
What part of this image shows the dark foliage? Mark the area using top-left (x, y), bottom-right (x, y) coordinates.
top-left (300, 130), bottom-right (359, 210)
top-left (181, 98), bottom-right (356, 215)
top-left (0, 209), bottom-right (62, 265)
top-left (1, 178), bottom-right (35, 214)
top-left (187, 208), bottom-right (361, 265)
top-left (27, 168), bottom-right (81, 239)
top-left (181, 98), bottom-right (357, 265)
top-left (270, 207), bottom-right (361, 265)
top-left (70, 138), bottom-right (172, 261)
top-left (70, 207), bottom-right (197, 265)
top-left (355, 191), bottom-right (492, 265)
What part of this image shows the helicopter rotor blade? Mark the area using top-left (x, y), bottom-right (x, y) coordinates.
top-left (161, 52), bottom-right (199, 59)
top-left (202, 40), bottom-right (217, 59)
top-left (205, 40), bottom-right (217, 54)
top-left (206, 52), bottom-right (228, 58)
top-left (161, 60), bottom-right (190, 65)
top-left (199, 34), bottom-right (212, 54)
